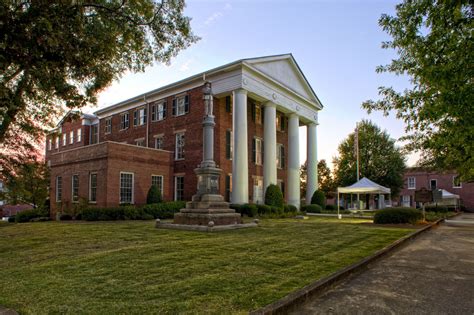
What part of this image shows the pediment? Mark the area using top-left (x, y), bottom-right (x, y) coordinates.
top-left (244, 55), bottom-right (321, 107)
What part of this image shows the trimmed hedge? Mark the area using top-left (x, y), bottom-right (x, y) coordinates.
top-left (7, 216), bottom-right (16, 223)
top-left (256, 204), bottom-right (271, 215)
top-left (16, 209), bottom-right (47, 223)
top-left (374, 207), bottom-right (422, 224)
top-left (424, 205), bottom-right (449, 213)
top-left (284, 204), bottom-right (298, 213)
top-left (146, 185), bottom-right (162, 204)
top-left (301, 204), bottom-right (322, 213)
top-left (325, 204), bottom-right (336, 210)
top-left (311, 190), bottom-right (326, 208)
top-left (141, 201), bottom-right (184, 219)
top-left (264, 184), bottom-right (284, 208)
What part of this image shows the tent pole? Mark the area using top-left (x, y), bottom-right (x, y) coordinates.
top-left (337, 191), bottom-right (340, 219)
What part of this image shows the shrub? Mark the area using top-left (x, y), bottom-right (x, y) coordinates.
top-left (142, 201), bottom-right (186, 219)
top-left (310, 190), bottom-right (326, 208)
top-left (325, 204), bottom-right (336, 210)
top-left (270, 206), bottom-right (283, 215)
top-left (60, 214), bottom-right (73, 221)
top-left (123, 206), bottom-right (145, 220)
top-left (284, 204), bottom-right (298, 213)
top-left (15, 209), bottom-right (46, 223)
top-left (146, 185), bottom-right (162, 204)
top-left (82, 207), bottom-right (124, 221)
top-left (425, 205), bottom-right (449, 213)
top-left (256, 204), bottom-right (271, 215)
top-left (264, 184), bottom-right (284, 209)
top-left (374, 208), bottom-right (422, 224)
top-left (30, 217), bottom-right (51, 222)
top-left (229, 204), bottom-right (242, 214)
top-left (240, 204), bottom-right (258, 217)
top-left (301, 204), bottom-right (322, 213)
top-left (7, 216), bottom-right (16, 223)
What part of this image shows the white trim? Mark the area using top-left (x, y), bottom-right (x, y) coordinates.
top-left (71, 174), bottom-right (79, 203)
top-left (89, 172), bottom-right (97, 203)
top-left (174, 176), bottom-right (184, 201)
top-left (175, 132), bottom-right (185, 160)
top-left (119, 172), bottom-right (135, 204)
top-left (452, 175), bottom-right (462, 188)
top-left (55, 176), bottom-right (62, 202)
top-left (151, 175), bottom-right (164, 196)
top-left (430, 179), bottom-right (437, 190)
top-left (407, 176), bottom-right (416, 190)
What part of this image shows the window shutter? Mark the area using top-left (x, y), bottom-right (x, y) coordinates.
top-left (261, 140), bottom-right (264, 162)
top-left (225, 96), bottom-right (231, 112)
top-left (151, 105), bottom-right (155, 121)
top-left (163, 101), bottom-right (167, 118)
top-left (225, 175), bottom-right (230, 201)
top-left (172, 99), bottom-right (177, 116)
top-left (261, 107), bottom-right (265, 125)
top-left (252, 138), bottom-right (256, 163)
top-left (133, 110), bottom-right (137, 126)
top-left (184, 95), bottom-right (190, 113)
top-left (226, 130), bottom-right (231, 159)
top-left (144, 108), bottom-right (147, 123)
top-left (251, 103), bottom-right (256, 122)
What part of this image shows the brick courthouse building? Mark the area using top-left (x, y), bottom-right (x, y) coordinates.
top-left (45, 54), bottom-right (323, 216)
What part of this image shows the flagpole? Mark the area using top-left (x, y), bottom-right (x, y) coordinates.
top-left (355, 123), bottom-right (360, 209)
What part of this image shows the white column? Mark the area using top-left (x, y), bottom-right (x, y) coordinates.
top-left (263, 102), bottom-right (277, 194)
top-left (231, 89), bottom-right (249, 204)
top-left (287, 113), bottom-right (300, 209)
top-left (306, 123), bottom-right (318, 204)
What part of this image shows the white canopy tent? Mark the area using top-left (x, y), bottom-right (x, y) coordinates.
top-left (429, 189), bottom-right (461, 210)
top-left (337, 177), bottom-right (391, 214)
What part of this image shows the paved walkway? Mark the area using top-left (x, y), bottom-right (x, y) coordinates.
top-left (291, 213), bottom-right (474, 315)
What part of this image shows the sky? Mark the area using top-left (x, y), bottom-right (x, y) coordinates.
top-left (94, 0), bottom-right (416, 168)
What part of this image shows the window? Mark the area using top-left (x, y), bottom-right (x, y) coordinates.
top-left (225, 174), bottom-right (232, 202)
top-left (120, 172), bottom-right (134, 204)
top-left (225, 95), bottom-right (232, 113)
top-left (63, 133), bottom-right (67, 146)
top-left (133, 107), bottom-right (147, 126)
top-left (56, 176), bottom-right (62, 202)
top-left (135, 138), bottom-right (146, 147)
top-left (90, 124), bottom-right (98, 144)
top-left (402, 195), bottom-right (411, 207)
top-left (120, 113), bottom-right (129, 130)
top-left (48, 139), bottom-right (52, 151)
top-left (175, 132), bottom-right (185, 160)
top-left (55, 136), bottom-right (59, 149)
top-left (174, 176), bottom-right (184, 201)
top-left (251, 102), bottom-right (262, 124)
top-left (408, 177), bottom-right (416, 189)
top-left (69, 130), bottom-right (74, 144)
top-left (89, 173), bottom-right (97, 203)
top-left (453, 176), bottom-right (462, 188)
top-left (277, 144), bottom-right (285, 169)
top-left (155, 136), bottom-right (164, 150)
top-left (172, 95), bottom-right (189, 116)
top-left (252, 138), bottom-right (263, 165)
top-left (72, 174), bottom-right (79, 202)
top-left (151, 175), bottom-right (164, 196)
top-left (430, 179), bottom-right (437, 190)
top-left (225, 130), bottom-right (233, 160)
top-left (276, 114), bottom-right (286, 131)
top-left (151, 101), bottom-right (167, 121)
top-left (77, 128), bottom-right (82, 142)
top-left (105, 117), bottom-right (112, 134)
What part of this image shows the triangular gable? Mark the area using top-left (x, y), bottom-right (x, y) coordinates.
top-left (243, 54), bottom-right (322, 108)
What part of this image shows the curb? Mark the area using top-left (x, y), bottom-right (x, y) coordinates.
top-left (249, 219), bottom-right (444, 315)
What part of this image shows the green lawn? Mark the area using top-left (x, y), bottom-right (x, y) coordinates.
top-left (0, 218), bottom-right (412, 314)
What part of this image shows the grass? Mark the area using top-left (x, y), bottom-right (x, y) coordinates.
top-left (0, 217), bottom-right (413, 314)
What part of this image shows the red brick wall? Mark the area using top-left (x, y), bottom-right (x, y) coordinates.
top-left (48, 142), bottom-right (172, 217)
top-left (400, 169), bottom-right (474, 210)
top-left (46, 117), bottom-right (89, 159)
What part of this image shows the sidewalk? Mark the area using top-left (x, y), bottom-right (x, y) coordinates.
top-left (291, 213), bottom-right (474, 314)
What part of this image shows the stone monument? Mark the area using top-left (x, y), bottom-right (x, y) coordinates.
top-left (157, 82), bottom-right (257, 231)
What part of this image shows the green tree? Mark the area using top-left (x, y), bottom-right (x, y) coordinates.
top-left (333, 120), bottom-right (406, 196)
top-left (318, 159), bottom-right (336, 198)
top-left (0, 157), bottom-right (49, 209)
top-left (146, 185), bottom-right (162, 204)
top-left (362, 1), bottom-right (473, 181)
top-left (0, 1), bottom-right (198, 162)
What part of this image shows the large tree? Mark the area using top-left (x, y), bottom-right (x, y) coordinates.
top-left (362, 1), bottom-right (473, 181)
top-left (0, 0), bottom-right (198, 163)
top-left (333, 120), bottom-right (406, 196)
top-left (0, 156), bottom-right (49, 209)
top-left (300, 159), bottom-right (336, 199)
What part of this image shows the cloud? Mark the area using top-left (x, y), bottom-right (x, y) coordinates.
top-left (179, 59), bottom-right (194, 72)
top-left (204, 12), bottom-right (223, 26)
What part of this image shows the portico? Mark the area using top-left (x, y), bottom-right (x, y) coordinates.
top-left (209, 54), bottom-right (323, 208)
